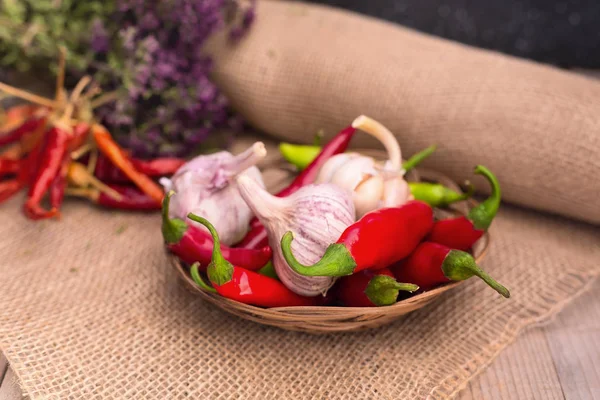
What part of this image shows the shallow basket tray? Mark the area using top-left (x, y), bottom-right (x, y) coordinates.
top-left (170, 165), bottom-right (490, 334)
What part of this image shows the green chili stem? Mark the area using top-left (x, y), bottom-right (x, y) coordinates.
top-left (402, 144), bottom-right (437, 172)
top-left (467, 165), bottom-right (501, 230)
top-left (190, 262), bottom-right (217, 293)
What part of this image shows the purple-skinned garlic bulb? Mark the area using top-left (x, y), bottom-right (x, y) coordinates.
top-left (236, 174), bottom-right (355, 297)
top-left (160, 142), bottom-right (266, 245)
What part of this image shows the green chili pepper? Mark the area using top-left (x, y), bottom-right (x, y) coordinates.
top-left (279, 143), bottom-right (322, 170)
top-left (257, 261), bottom-right (278, 279)
top-left (402, 145), bottom-right (437, 172)
top-left (409, 181), bottom-right (475, 208)
top-left (280, 143), bottom-right (437, 172)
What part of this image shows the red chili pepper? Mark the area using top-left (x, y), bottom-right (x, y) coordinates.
top-left (94, 155), bottom-right (185, 183)
top-left (92, 124), bottom-right (164, 203)
top-left (0, 179), bottom-right (22, 203)
top-left (131, 157), bottom-right (185, 176)
top-left (281, 201), bottom-right (435, 277)
top-left (23, 123), bottom-right (71, 220)
top-left (162, 191), bottom-right (272, 271)
top-left (187, 213), bottom-right (319, 307)
top-left (336, 268), bottom-right (418, 307)
top-left (69, 184), bottom-right (161, 211)
top-left (237, 125), bottom-right (357, 249)
top-left (0, 158), bottom-right (20, 177)
top-left (49, 122), bottom-right (90, 210)
top-left (391, 242), bottom-right (510, 298)
top-left (0, 112), bottom-right (47, 147)
top-left (428, 166), bottom-right (501, 251)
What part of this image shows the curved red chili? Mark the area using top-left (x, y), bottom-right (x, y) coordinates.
top-left (237, 125), bottom-right (357, 249)
top-left (428, 165), bottom-right (501, 251)
top-left (281, 201), bottom-right (434, 277)
top-left (336, 268), bottom-right (418, 307)
top-left (187, 213), bottom-right (319, 308)
top-left (0, 115), bottom-right (45, 147)
top-left (391, 242), bottom-right (510, 298)
top-left (23, 124), bottom-right (71, 219)
top-left (0, 158), bottom-right (20, 177)
top-left (162, 191), bottom-right (271, 271)
top-left (49, 122), bottom-right (90, 210)
top-left (95, 155), bottom-right (186, 183)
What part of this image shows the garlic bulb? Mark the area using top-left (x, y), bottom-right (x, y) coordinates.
top-left (160, 142), bottom-right (266, 245)
top-left (236, 174), bottom-right (355, 296)
top-left (315, 115), bottom-right (410, 218)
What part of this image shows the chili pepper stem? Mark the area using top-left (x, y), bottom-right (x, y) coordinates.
top-left (280, 231), bottom-right (357, 277)
top-left (402, 145), bottom-right (437, 172)
top-left (442, 250), bottom-right (510, 298)
top-left (55, 46), bottom-right (67, 103)
top-left (187, 213), bottom-right (234, 286)
top-left (0, 82), bottom-right (57, 108)
top-left (161, 191), bottom-right (189, 244)
top-left (364, 275), bottom-right (419, 306)
top-left (190, 262), bottom-right (217, 293)
top-left (467, 166), bottom-right (502, 230)
top-left (90, 90), bottom-right (120, 109)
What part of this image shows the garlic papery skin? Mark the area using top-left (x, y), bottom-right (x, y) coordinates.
top-left (236, 174), bottom-right (355, 297)
top-left (159, 142), bottom-right (267, 245)
top-left (315, 115), bottom-right (411, 218)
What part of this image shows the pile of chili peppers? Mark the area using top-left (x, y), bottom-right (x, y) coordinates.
top-left (163, 122), bottom-right (510, 308)
top-left (0, 54), bottom-right (186, 218)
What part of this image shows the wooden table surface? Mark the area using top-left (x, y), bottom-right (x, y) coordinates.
top-left (1, 278), bottom-right (598, 399)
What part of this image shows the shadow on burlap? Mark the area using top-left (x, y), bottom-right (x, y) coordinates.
top-left (2, 1), bottom-right (600, 398)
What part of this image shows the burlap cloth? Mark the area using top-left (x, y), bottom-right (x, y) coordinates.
top-left (1, 1), bottom-right (600, 399)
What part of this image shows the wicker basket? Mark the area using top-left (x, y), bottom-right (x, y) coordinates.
top-left (170, 164), bottom-right (490, 334)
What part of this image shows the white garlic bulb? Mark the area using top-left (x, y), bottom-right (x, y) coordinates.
top-left (236, 174), bottom-right (355, 296)
top-left (315, 115), bottom-right (410, 218)
top-left (160, 142), bottom-right (266, 245)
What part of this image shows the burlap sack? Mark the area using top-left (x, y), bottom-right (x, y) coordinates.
top-left (207, 0), bottom-right (600, 225)
top-left (1, 137), bottom-right (599, 399)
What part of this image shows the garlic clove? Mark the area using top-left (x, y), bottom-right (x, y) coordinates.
top-left (315, 153), bottom-right (358, 184)
top-left (354, 174), bottom-right (385, 218)
top-left (382, 177), bottom-right (411, 208)
top-left (329, 155), bottom-right (377, 191)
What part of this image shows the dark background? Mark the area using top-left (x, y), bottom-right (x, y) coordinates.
top-left (306, 0), bottom-right (600, 68)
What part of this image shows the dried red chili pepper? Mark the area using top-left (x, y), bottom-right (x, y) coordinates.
top-left (427, 166), bottom-right (500, 251)
top-left (186, 213), bottom-right (319, 307)
top-left (49, 122), bottom-right (90, 210)
top-left (237, 125), bottom-right (357, 249)
top-left (0, 158), bottom-right (20, 177)
top-left (162, 191), bottom-right (272, 271)
top-left (94, 155), bottom-right (185, 183)
top-left (391, 242), bottom-right (510, 298)
top-left (0, 109), bottom-right (47, 147)
top-left (68, 184), bottom-right (161, 211)
top-left (23, 122), bottom-right (71, 219)
top-left (336, 268), bottom-right (418, 307)
top-left (0, 179), bottom-right (21, 203)
top-left (281, 201), bottom-right (434, 277)
top-left (92, 124), bottom-right (164, 203)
